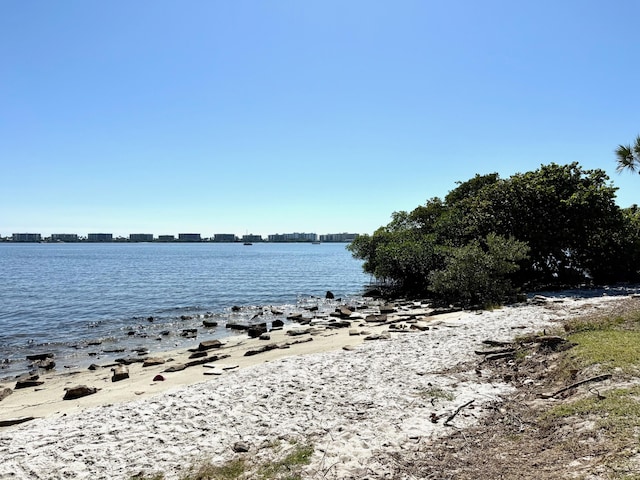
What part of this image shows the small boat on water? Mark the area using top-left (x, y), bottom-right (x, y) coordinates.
top-left (243, 242), bottom-right (253, 246)
top-left (311, 241), bottom-right (320, 244)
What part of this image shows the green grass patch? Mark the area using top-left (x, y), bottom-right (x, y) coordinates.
top-left (257, 442), bottom-right (314, 480)
top-left (567, 330), bottom-right (640, 374)
top-left (178, 458), bottom-right (248, 480)
top-left (413, 386), bottom-right (455, 402)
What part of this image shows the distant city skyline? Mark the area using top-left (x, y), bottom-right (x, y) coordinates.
top-left (2, 2), bottom-right (640, 237)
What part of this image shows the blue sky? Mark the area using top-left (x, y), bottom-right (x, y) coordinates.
top-left (2, 1), bottom-right (639, 238)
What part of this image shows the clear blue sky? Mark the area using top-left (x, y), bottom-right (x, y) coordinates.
top-left (2, 1), bottom-right (639, 238)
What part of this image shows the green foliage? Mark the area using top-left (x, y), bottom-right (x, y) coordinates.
top-left (615, 134), bottom-right (640, 174)
top-left (349, 162), bottom-right (640, 304)
top-left (429, 234), bottom-right (529, 307)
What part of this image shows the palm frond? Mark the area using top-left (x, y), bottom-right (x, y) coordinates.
top-left (615, 144), bottom-right (638, 173)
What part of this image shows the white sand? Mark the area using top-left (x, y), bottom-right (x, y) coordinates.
top-left (0, 294), bottom-right (632, 479)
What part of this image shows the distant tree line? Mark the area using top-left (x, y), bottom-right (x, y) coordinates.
top-left (348, 162), bottom-right (640, 307)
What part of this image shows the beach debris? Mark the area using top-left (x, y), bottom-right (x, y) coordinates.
top-left (15, 375), bottom-right (44, 390)
top-left (248, 325), bottom-right (268, 338)
top-left (111, 365), bottom-right (129, 382)
top-left (163, 364), bottom-right (187, 373)
top-left (33, 358), bottom-right (56, 370)
top-left (0, 387), bottom-right (13, 402)
top-left (233, 441), bottom-right (250, 453)
top-left (443, 399), bottom-right (475, 426)
top-left (0, 416), bottom-right (36, 427)
top-left (365, 314), bottom-right (387, 323)
top-left (180, 328), bottom-right (197, 338)
top-left (63, 385), bottom-right (98, 400)
top-left (287, 328), bottom-right (311, 337)
top-left (25, 353), bottom-right (54, 362)
top-left (198, 340), bottom-right (223, 351)
top-left (142, 357), bottom-right (165, 367)
top-left (188, 351), bottom-right (208, 359)
top-left (540, 374), bottom-right (612, 399)
top-left (152, 374), bottom-right (165, 382)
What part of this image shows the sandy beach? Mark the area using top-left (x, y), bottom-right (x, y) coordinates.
top-left (0, 293), bottom-right (635, 479)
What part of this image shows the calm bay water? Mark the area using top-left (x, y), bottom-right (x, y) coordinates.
top-left (0, 242), bottom-right (369, 378)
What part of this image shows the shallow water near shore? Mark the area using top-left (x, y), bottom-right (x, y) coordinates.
top-left (0, 242), bottom-right (368, 378)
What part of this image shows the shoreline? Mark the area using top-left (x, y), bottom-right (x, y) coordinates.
top-left (1, 292), bottom-right (638, 479)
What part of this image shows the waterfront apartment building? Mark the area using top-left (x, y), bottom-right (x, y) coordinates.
top-left (178, 233), bottom-right (202, 242)
top-left (319, 233), bottom-right (359, 243)
top-left (12, 233), bottom-right (42, 242)
top-left (268, 232), bottom-right (317, 242)
top-left (242, 234), bottom-right (263, 243)
top-left (87, 233), bottom-right (113, 242)
top-left (129, 233), bottom-right (154, 242)
top-left (157, 235), bottom-right (175, 242)
top-left (213, 233), bottom-right (237, 242)
top-left (51, 233), bottom-right (79, 242)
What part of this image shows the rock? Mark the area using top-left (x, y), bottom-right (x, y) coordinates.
top-left (325, 291), bottom-right (335, 299)
top-left (88, 363), bottom-right (101, 371)
top-left (287, 328), bottom-right (311, 336)
top-left (286, 312), bottom-right (303, 321)
top-left (147, 316), bottom-right (154, 322)
top-left (270, 307), bottom-right (284, 315)
top-left (244, 344), bottom-right (279, 357)
top-left (338, 306), bottom-right (353, 318)
top-left (163, 364), bottom-right (187, 373)
top-left (111, 365), bottom-right (129, 382)
top-left (259, 333), bottom-right (271, 340)
top-left (198, 340), bottom-right (223, 351)
top-left (248, 325), bottom-right (268, 338)
top-left (159, 330), bottom-right (171, 336)
top-left (63, 385), bottom-right (98, 400)
top-left (34, 358), bottom-right (56, 370)
top-left (188, 351), bottom-right (208, 359)
top-left (203, 320), bottom-right (218, 327)
top-left (15, 376), bottom-right (44, 389)
top-left (0, 387), bottom-right (13, 402)
top-left (180, 328), bottom-right (197, 338)
top-left (115, 357), bottom-right (147, 365)
top-left (272, 319), bottom-right (284, 328)
top-left (142, 357), bottom-right (166, 367)
top-left (0, 417), bottom-right (36, 427)
top-left (349, 329), bottom-right (361, 336)
top-left (365, 314), bottom-right (387, 323)
top-left (226, 323), bottom-right (250, 331)
top-left (379, 304), bottom-right (396, 314)
top-left (180, 315), bottom-right (193, 321)
top-left (364, 333), bottom-right (391, 341)
top-left (25, 353), bottom-right (54, 361)
top-left (233, 441), bottom-right (250, 453)
top-left (152, 374), bottom-right (165, 381)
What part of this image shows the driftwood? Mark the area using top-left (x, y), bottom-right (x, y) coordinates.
top-left (482, 340), bottom-right (513, 347)
top-left (444, 399), bottom-right (475, 426)
top-left (474, 348), bottom-right (516, 356)
top-left (483, 352), bottom-right (516, 362)
top-left (540, 374), bottom-right (612, 399)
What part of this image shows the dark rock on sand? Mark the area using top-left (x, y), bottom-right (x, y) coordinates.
top-left (143, 357), bottom-right (166, 367)
top-left (248, 325), bottom-right (268, 338)
top-left (203, 320), bottom-right (218, 327)
top-left (198, 340), bottom-right (223, 351)
top-left (272, 319), bottom-right (284, 328)
top-left (0, 387), bottom-right (13, 402)
top-left (325, 291), bottom-right (335, 299)
top-left (233, 441), bottom-right (250, 453)
top-left (15, 375), bottom-right (44, 389)
top-left (111, 365), bottom-right (129, 382)
top-left (33, 358), bottom-right (56, 370)
top-left (26, 353), bottom-right (54, 361)
top-left (88, 364), bottom-right (101, 371)
top-left (180, 329), bottom-right (197, 338)
top-left (153, 374), bottom-right (165, 381)
top-left (63, 385), bottom-right (98, 400)
top-left (0, 417), bottom-right (36, 427)
top-left (188, 351), bottom-right (208, 359)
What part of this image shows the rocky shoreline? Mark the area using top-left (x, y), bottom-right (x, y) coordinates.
top-left (0, 291), bottom-right (638, 479)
